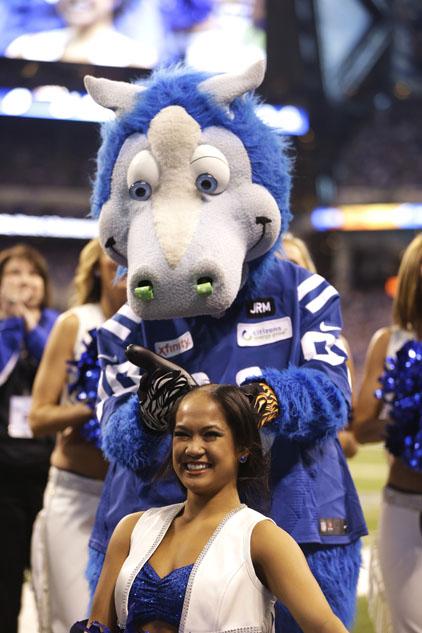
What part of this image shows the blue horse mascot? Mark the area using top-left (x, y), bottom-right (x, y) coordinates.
top-left (84, 61), bottom-right (366, 632)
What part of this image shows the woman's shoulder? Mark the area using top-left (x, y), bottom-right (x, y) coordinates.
top-left (250, 519), bottom-right (296, 563)
top-left (117, 511), bottom-right (144, 532)
top-left (367, 326), bottom-right (392, 359)
top-left (53, 309), bottom-right (80, 334)
top-left (102, 512), bottom-right (144, 562)
top-left (251, 518), bottom-right (285, 541)
top-left (52, 303), bottom-right (101, 328)
top-left (242, 506), bottom-right (279, 546)
top-left (371, 325), bottom-right (392, 343)
top-left (112, 511), bottom-right (144, 546)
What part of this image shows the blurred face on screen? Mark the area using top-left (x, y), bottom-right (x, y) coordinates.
top-left (57, 0), bottom-right (117, 27)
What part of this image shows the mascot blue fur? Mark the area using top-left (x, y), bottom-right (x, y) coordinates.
top-left (84, 61), bottom-right (366, 632)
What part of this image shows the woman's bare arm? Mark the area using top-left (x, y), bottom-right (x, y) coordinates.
top-left (29, 311), bottom-right (92, 436)
top-left (337, 336), bottom-right (359, 458)
top-left (251, 521), bottom-right (348, 633)
top-left (353, 327), bottom-right (390, 444)
top-left (88, 512), bottom-right (142, 631)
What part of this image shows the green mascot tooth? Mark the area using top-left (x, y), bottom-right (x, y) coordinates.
top-left (134, 285), bottom-right (154, 301)
top-left (196, 281), bottom-right (213, 296)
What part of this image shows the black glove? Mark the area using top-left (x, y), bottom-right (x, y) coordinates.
top-left (240, 381), bottom-right (280, 429)
top-left (125, 345), bottom-right (197, 432)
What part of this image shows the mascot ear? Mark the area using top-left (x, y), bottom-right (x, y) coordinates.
top-left (84, 75), bottom-right (146, 115)
top-left (199, 59), bottom-right (266, 106)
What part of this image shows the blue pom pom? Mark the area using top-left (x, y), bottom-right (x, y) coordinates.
top-left (377, 340), bottom-right (422, 471)
top-left (68, 329), bottom-right (102, 449)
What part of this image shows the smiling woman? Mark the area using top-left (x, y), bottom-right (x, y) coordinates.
top-left (168, 385), bottom-right (268, 506)
top-left (72, 384), bottom-right (349, 633)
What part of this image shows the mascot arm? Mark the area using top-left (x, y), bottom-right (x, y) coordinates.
top-left (252, 366), bottom-right (349, 443)
top-left (245, 290), bottom-right (350, 443)
top-left (99, 392), bottom-right (168, 471)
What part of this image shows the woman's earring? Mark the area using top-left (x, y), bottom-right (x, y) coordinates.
top-left (239, 454), bottom-right (248, 464)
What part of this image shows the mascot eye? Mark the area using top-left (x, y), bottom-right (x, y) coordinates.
top-left (191, 144), bottom-right (230, 194)
top-left (195, 173), bottom-right (219, 194)
top-left (129, 180), bottom-right (152, 201)
top-left (127, 150), bottom-right (159, 193)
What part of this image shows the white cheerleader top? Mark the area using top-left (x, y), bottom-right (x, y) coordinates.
top-left (386, 325), bottom-right (415, 357)
top-left (69, 303), bottom-right (105, 359)
top-left (60, 303), bottom-right (104, 405)
top-left (115, 502), bottom-right (276, 633)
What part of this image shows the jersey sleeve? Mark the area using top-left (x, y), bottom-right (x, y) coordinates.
top-left (297, 273), bottom-right (351, 400)
top-left (96, 304), bottom-right (163, 471)
top-left (259, 271), bottom-right (350, 443)
top-left (96, 304), bottom-right (142, 420)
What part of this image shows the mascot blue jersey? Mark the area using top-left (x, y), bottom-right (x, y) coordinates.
top-left (91, 258), bottom-right (366, 556)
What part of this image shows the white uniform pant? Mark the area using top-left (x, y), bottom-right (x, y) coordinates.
top-left (31, 466), bottom-right (104, 633)
top-left (378, 486), bottom-right (422, 633)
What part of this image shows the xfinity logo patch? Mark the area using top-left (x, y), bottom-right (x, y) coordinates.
top-left (237, 317), bottom-right (292, 347)
top-left (246, 297), bottom-right (275, 318)
top-left (154, 331), bottom-right (193, 359)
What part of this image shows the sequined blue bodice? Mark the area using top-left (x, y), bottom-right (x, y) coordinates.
top-left (125, 561), bottom-right (193, 632)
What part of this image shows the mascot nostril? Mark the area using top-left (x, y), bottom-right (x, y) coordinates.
top-left (105, 237), bottom-right (116, 248)
top-left (196, 277), bottom-right (213, 297)
top-left (134, 280), bottom-right (154, 302)
top-left (104, 236), bottom-right (125, 262)
top-left (253, 216), bottom-right (272, 249)
top-left (105, 236), bottom-right (118, 254)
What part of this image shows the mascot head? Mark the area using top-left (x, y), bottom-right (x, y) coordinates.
top-left (85, 61), bottom-right (292, 320)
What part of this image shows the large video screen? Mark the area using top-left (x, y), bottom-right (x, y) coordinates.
top-left (0, 0), bottom-right (266, 73)
top-left (314, 0), bottom-right (389, 102)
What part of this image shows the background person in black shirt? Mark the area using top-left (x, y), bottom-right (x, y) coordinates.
top-left (0, 244), bottom-right (58, 633)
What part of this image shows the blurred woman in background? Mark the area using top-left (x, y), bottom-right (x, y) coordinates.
top-left (354, 233), bottom-right (422, 633)
top-left (0, 243), bottom-right (58, 633)
top-left (281, 232), bottom-right (317, 274)
top-left (29, 239), bottom-right (127, 633)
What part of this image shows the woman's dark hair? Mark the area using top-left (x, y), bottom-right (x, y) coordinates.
top-left (166, 384), bottom-right (270, 512)
top-left (0, 243), bottom-right (51, 308)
